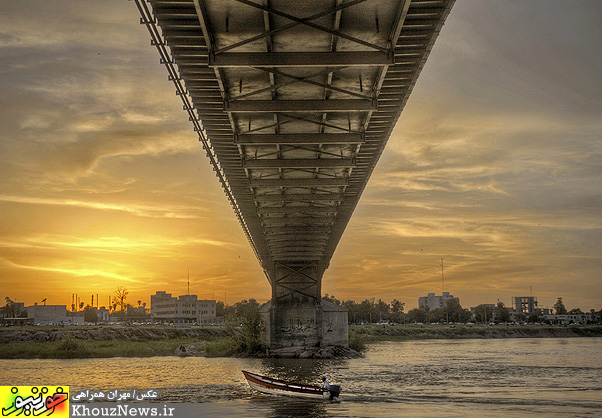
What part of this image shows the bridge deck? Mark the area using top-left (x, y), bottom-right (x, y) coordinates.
top-left (135, 0), bottom-right (454, 279)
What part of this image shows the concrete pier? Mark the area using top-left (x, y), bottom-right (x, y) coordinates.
top-left (260, 260), bottom-right (348, 350)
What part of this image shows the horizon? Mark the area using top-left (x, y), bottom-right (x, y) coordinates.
top-left (5, 289), bottom-right (597, 313)
top-left (1, 1), bottom-right (601, 312)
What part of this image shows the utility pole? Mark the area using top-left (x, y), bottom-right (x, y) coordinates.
top-left (187, 269), bottom-right (190, 295)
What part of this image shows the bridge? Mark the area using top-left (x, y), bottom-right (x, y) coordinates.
top-left (133, 0), bottom-right (454, 350)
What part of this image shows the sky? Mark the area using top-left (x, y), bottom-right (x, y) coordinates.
top-left (1, 0), bottom-right (600, 311)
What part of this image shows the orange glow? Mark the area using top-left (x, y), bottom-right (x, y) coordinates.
top-left (0, 1), bottom-right (600, 312)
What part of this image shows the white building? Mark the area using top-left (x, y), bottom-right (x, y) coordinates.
top-left (418, 292), bottom-right (460, 311)
top-left (544, 313), bottom-right (594, 325)
top-left (150, 291), bottom-right (217, 324)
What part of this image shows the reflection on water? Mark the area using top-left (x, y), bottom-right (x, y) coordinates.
top-left (2, 338), bottom-right (601, 417)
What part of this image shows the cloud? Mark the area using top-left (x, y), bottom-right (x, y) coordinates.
top-left (0, 194), bottom-right (201, 219)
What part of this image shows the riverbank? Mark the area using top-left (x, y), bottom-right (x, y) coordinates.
top-left (0, 326), bottom-right (228, 359)
top-left (350, 324), bottom-right (602, 342)
top-left (1, 324), bottom-right (600, 359)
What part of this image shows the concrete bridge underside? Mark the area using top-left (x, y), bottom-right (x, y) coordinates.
top-left (135, 0), bottom-right (454, 349)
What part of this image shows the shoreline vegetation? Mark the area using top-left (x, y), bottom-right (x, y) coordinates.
top-left (1, 324), bottom-right (601, 360)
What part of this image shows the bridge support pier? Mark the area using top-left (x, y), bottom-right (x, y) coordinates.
top-left (260, 260), bottom-right (348, 350)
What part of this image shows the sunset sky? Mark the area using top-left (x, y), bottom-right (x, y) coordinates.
top-left (1, 1), bottom-right (600, 311)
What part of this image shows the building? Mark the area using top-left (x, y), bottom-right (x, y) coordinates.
top-left (419, 292), bottom-right (460, 311)
top-left (513, 296), bottom-right (538, 315)
top-left (95, 307), bottom-right (110, 321)
top-left (150, 291), bottom-right (217, 324)
top-left (544, 313), bottom-right (594, 325)
top-left (27, 304), bottom-right (67, 325)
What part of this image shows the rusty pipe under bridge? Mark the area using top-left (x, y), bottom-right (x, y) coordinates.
top-left (134, 0), bottom-right (454, 350)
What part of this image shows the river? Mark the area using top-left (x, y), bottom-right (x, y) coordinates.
top-left (2, 338), bottom-right (601, 417)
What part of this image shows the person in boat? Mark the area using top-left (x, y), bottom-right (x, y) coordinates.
top-left (322, 377), bottom-right (330, 390)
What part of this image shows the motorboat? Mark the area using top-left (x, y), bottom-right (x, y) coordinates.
top-left (242, 370), bottom-right (341, 400)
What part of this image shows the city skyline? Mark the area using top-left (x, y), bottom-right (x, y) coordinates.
top-left (4, 288), bottom-right (596, 314)
top-left (1, 1), bottom-right (601, 311)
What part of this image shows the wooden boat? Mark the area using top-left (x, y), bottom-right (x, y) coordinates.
top-left (242, 370), bottom-right (341, 400)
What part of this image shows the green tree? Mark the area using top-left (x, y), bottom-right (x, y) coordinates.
top-left (225, 299), bottom-right (262, 354)
top-left (442, 299), bottom-right (472, 323)
top-left (376, 299), bottom-right (390, 322)
top-left (527, 313), bottom-right (543, 323)
top-left (494, 301), bottom-right (511, 323)
top-left (323, 294), bottom-right (342, 305)
top-left (568, 308), bottom-right (583, 314)
top-left (342, 299), bottom-right (359, 324)
top-left (389, 299), bottom-right (405, 323)
top-left (2, 297), bottom-right (16, 318)
top-left (84, 306), bottom-right (98, 323)
top-left (473, 304), bottom-right (491, 323)
top-left (554, 297), bottom-right (567, 314)
top-left (428, 308), bottom-right (446, 323)
top-left (407, 307), bottom-right (428, 323)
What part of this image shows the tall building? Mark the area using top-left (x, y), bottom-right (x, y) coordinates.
top-left (418, 292), bottom-right (460, 311)
top-left (512, 296), bottom-right (538, 314)
top-left (150, 291), bottom-right (217, 324)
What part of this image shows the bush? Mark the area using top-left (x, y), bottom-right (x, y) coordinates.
top-left (348, 331), bottom-right (366, 352)
top-left (53, 336), bottom-right (91, 358)
top-left (204, 337), bottom-right (243, 357)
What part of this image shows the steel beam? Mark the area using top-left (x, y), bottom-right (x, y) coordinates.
top-left (243, 158), bottom-right (355, 169)
top-left (254, 193), bottom-right (344, 202)
top-left (258, 207), bottom-right (338, 214)
top-left (209, 51), bottom-right (393, 67)
top-left (225, 99), bottom-right (376, 113)
top-left (266, 236), bottom-right (329, 242)
top-left (235, 133), bottom-right (364, 145)
top-left (249, 178), bottom-right (348, 187)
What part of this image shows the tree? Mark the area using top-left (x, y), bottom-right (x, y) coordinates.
top-left (2, 297), bottom-right (16, 318)
top-left (225, 299), bottom-right (262, 353)
top-left (527, 313), bottom-right (543, 323)
top-left (113, 286), bottom-right (129, 315)
top-left (442, 299), bottom-right (472, 323)
top-left (494, 301), bottom-right (511, 323)
top-left (568, 308), bottom-right (583, 315)
top-left (391, 299), bottom-right (405, 314)
top-left (376, 299), bottom-right (390, 322)
top-left (323, 294), bottom-right (342, 305)
top-left (428, 308), bottom-right (446, 323)
top-left (84, 306), bottom-right (98, 323)
top-left (389, 299), bottom-right (405, 323)
top-left (554, 297), bottom-right (567, 315)
top-left (407, 307), bottom-right (428, 323)
top-left (473, 304), bottom-right (490, 323)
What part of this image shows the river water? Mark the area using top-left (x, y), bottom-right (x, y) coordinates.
top-left (1, 338), bottom-right (601, 417)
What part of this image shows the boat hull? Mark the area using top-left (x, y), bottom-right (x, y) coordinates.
top-left (242, 370), bottom-right (340, 400)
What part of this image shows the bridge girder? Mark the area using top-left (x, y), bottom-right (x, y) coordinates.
top-left (137, 0), bottom-right (455, 349)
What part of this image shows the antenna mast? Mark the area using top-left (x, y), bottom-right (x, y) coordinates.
top-left (441, 257), bottom-right (445, 293)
